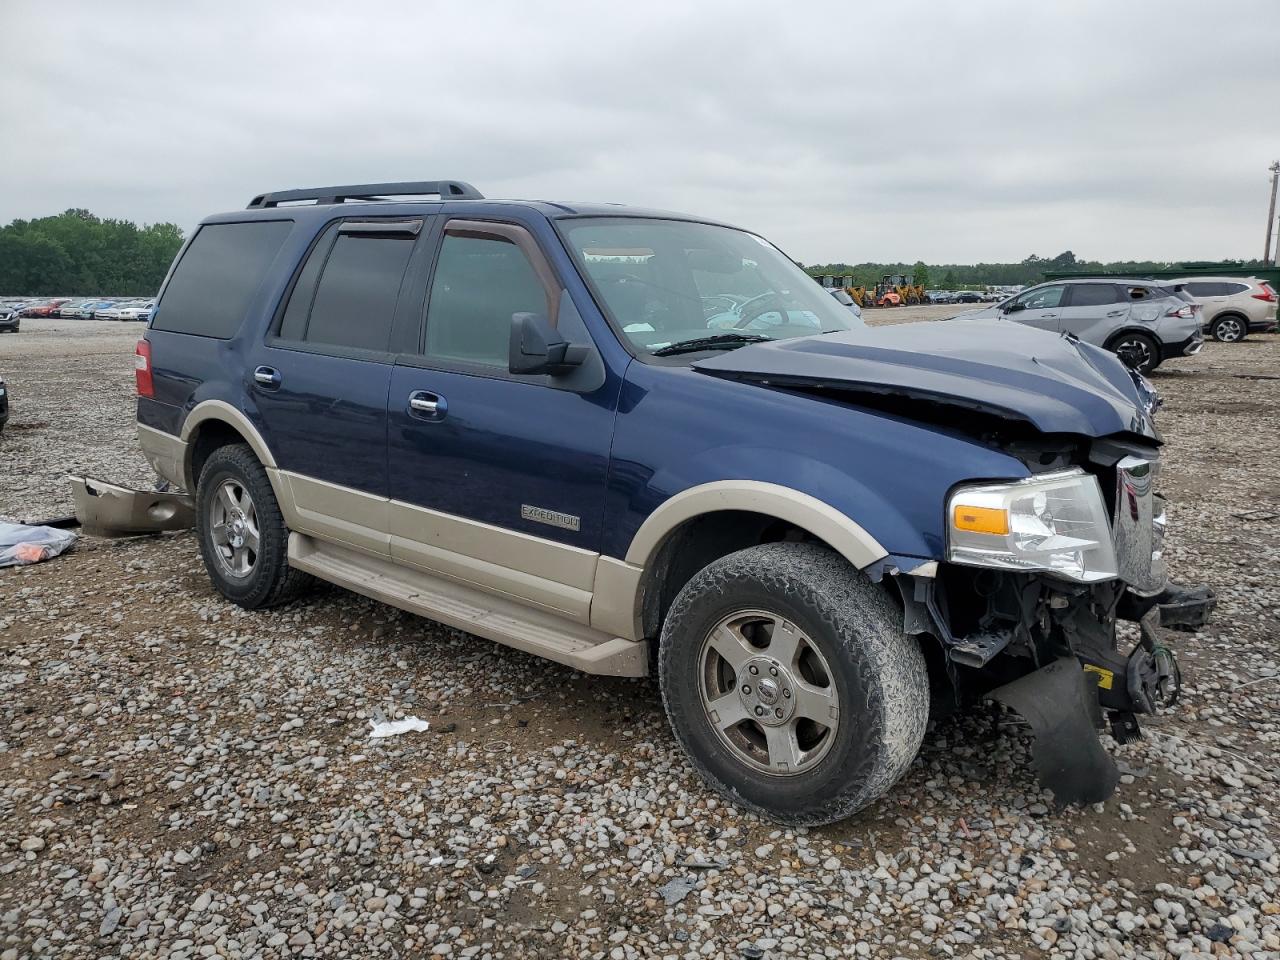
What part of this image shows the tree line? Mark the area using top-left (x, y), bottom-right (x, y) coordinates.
top-left (2, 212), bottom-right (1268, 298)
top-left (801, 251), bottom-right (1274, 290)
top-left (0, 210), bottom-right (184, 296)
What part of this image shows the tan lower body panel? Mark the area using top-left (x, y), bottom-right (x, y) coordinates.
top-left (280, 472), bottom-right (391, 558)
top-left (289, 533), bottom-right (647, 677)
top-left (387, 499), bottom-right (597, 624)
top-left (136, 423), bottom-right (188, 490)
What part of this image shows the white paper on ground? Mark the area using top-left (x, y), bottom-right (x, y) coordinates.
top-left (368, 717), bottom-right (430, 739)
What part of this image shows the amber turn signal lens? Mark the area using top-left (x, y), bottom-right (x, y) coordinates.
top-left (952, 504), bottom-right (1009, 536)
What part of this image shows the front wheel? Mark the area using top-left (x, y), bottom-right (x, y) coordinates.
top-left (658, 542), bottom-right (929, 825)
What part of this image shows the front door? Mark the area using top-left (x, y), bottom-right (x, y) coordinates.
top-left (1004, 283), bottom-right (1067, 334)
top-left (386, 218), bottom-right (621, 622)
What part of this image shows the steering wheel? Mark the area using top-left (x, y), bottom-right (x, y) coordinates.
top-left (731, 290), bottom-right (786, 329)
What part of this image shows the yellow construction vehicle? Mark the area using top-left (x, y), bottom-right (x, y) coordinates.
top-left (871, 274), bottom-right (926, 306)
top-left (847, 286), bottom-right (873, 308)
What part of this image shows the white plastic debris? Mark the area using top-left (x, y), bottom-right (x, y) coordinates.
top-left (0, 521), bottom-right (77, 567)
top-left (368, 717), bottom-right (430, 739)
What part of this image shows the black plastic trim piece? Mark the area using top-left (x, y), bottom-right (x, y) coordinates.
top-left (247, 180), bottom-right (483, 208)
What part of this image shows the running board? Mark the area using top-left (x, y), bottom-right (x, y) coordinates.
top-left (288, 534), bottom-right (647, 677)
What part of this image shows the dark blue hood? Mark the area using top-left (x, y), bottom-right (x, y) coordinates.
top-left (692, 319), bottom-right (1158, 440)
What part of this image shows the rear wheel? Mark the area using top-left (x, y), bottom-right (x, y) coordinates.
top-left (1110, 331), bottom-right (1160, 373)
top-left (196, 443), bottom-right (312, 609)
top-left (1210, 315), bottom-right (1246, 343)
top-left (658, 542), bottom-right (929, 825)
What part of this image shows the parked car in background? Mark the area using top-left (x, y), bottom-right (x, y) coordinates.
top-left (20, 298), bottom-right (70, 317)
top-left (827, 287), bottom-right (863, 319)
top-left (949, 278), bottom-right (1201, 373)
top-left (55, 299), bottom-right (91, 317)
top-left (952, 290), bottom-right (983, 303)
top-left (1170, 276), bottom-right (1278, 342)
top-left (74, 300), bottom-right (116, 319)
top-left (929, 290), bottom-right (956, 303)
top-left (0, 306), bottom-right (20, 333)
top-left (97, 299), bottom-right (154, 321)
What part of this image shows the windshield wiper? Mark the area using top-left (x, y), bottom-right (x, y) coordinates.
top-left (651, 333), bottom-right (773, 356)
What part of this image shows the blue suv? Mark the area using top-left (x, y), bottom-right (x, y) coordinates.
top-left (134, 180), bottom-right (1213, 824)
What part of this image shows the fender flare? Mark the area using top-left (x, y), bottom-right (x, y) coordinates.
top-left (180, 401), bottom-right (285, 504)
top-left (624, 479), bottom-right (888, 572)
top-left (181, 401), bottom-right (277, 469)
top-left (1103, 326), bottom-right (1160, 350)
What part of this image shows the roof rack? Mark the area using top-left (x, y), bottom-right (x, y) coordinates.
top-left (246, 180), bottom-right (484, 208)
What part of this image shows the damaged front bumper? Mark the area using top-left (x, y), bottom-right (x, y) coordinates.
top-left (69, 475), bottom-right (195, 537)
top-left (896, 564), bottom-right (1215, 808)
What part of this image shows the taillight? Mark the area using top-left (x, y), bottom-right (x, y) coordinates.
top-left (1165, 304), bottom-right (1197, 319)
top-left (135, 339), bottom-right (154, 398)
top-left (1252, 283), bottom-right (1277, 303)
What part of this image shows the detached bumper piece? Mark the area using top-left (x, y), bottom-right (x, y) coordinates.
top-left (988, 658), bottom-right (1120, 807)
top-left (69, 475), bottom-right (195, 537)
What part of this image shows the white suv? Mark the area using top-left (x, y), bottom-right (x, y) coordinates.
top-left (1172, 276), bottom-right (1278, 342)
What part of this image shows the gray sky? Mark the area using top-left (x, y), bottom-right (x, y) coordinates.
top-left (2, 0), bottom-right (1277, 264)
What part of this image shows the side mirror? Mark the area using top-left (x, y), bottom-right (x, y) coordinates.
top-left (1004, 301), bottom-right (1025, 313)
top-left (509, 312), bottom-right (589, 376)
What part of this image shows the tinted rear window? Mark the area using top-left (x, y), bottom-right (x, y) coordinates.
top-left (153, 220), bottom-right (293, 338)
top-left (1068, 284), bottom-right (1120, 307)
top-left (302, 233), bottom-right (415, 352)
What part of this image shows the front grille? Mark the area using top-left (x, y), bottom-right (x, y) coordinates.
top-left (1112, 455), bottom-right (1167, 595)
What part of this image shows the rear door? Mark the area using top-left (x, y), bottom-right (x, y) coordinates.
top-left (1004, 284), bottom-right (1066, 333)
top-left (386, 216), bottom-right (619, 623)
top-left (1182, 281), bottom-right (1227, 322)
top-left (1058, 283), bottom-right (1128, 344)
top-left (249, 216), bottom-right (426, 556)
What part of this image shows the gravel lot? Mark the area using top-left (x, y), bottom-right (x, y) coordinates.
top-left (1, 312), bottom-right (1278, 960)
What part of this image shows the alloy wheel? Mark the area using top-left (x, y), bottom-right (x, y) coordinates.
top-left (698, 609), bottom-right (840, 776)
top-left (1215, 318), bottom-right (1243, 342)
top-left (208, 479), bottom-right (260, 579)
top-left (1115, 336), bottom-right (1154, 371)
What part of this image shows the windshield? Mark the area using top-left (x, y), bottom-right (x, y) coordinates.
top-left (561, 217), bottom-right (863, 356)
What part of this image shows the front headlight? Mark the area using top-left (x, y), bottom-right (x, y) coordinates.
top-left (947, 469), bottom-right (1118, 583)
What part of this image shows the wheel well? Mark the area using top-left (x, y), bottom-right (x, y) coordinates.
top-left (1104, 328), bottom-right (1156, 350)
top-left (189, 420), bottom-right (251, 491)
top-left (1210, 311), bottom-right (1247, 324)
top-left (639, 510), bottom-right (850, 641)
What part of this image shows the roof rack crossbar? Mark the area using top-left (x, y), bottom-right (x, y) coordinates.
top-left (246, 180), bottom-right (484, 208)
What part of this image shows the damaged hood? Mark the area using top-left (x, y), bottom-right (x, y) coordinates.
top-left (691, 320), bottom-right (1157, 439)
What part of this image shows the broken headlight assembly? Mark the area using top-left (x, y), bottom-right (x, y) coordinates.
top-left (947, 469), bottom-right (1118, 583)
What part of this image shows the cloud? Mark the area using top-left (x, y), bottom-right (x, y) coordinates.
top-left (1, 0), bottom-right (1276, 263)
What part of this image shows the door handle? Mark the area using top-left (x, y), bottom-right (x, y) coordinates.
top-left (253, 365), bottom-right (281, 388)
top-left (1106, 310), bottom-right (1125, 317)
top-left (407, 390), bottom-right (447, 420)
top-left (1041, 313), bottom-right (1058, 319)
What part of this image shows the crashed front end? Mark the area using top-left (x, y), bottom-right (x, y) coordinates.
top-left (895, 437), bottom-right (1214, 806)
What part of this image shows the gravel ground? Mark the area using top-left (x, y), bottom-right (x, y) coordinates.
top-left (1, 313), bottom-right (1278, 960)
